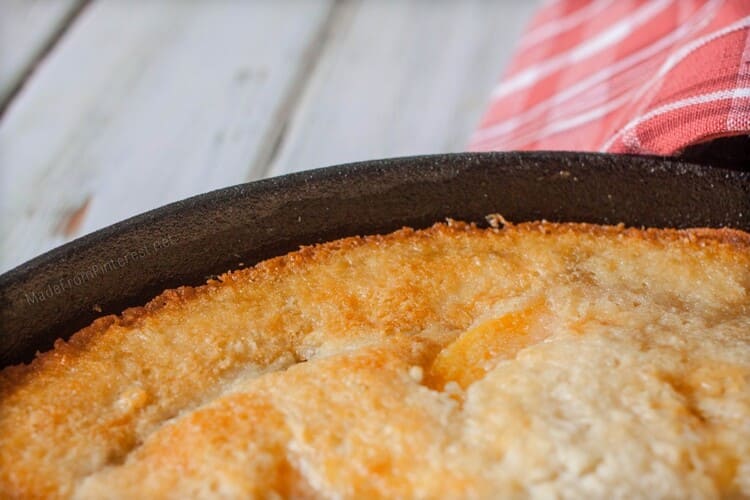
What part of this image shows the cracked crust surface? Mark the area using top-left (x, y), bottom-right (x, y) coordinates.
top-left (1, 221), bottom-right (750, 498)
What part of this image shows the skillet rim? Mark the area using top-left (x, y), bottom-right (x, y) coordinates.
top-left (1, 150), bottom-right (749, 366)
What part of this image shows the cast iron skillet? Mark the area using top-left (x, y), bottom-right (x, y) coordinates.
top-left (1, 151), bottom-right (749, 368)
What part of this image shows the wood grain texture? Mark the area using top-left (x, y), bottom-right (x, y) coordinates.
top-left (0, 0), bottom-right (85, 107)
top-left (0, 0), bottom-right (538, 272)
top-left (268, 0), bottom-right (539, 176)
top-left (0, 0), bottom-right (334, 272)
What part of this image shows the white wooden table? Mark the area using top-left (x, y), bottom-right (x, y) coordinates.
top-left (0, 0), bottom-right (538, 272)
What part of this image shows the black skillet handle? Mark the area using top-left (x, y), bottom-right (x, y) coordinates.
top-left (677, 135), bottom-right (750, 171)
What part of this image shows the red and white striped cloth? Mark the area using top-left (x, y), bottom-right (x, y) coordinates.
top-left (470, 0), bottom-right (750, 155)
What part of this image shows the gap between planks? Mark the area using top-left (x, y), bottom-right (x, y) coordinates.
top-left (0, 0), bottom-right (91, 115)
top-left (266, 0), bottom-right (539, 177)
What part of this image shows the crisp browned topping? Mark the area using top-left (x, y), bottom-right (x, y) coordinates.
top-left (1, 221), bottom-right (749, 498)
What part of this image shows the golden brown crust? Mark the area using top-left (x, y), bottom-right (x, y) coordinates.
top-left (8, 220), bottom-right (749, 380)
top-left (2, 220), bottom-right (750, 498)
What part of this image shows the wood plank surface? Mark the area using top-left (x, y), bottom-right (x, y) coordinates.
top-left (268, 0), bottom-right (538, 176)
top-left (0, 0), bottom-right (539, 272)
top-left (0, 0), bottom-right (334, 272)
top-left (0, 0), bottom-right (85, 106)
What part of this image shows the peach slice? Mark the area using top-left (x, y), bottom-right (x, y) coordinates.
top-left (429, 304), bottom-right (544, 390)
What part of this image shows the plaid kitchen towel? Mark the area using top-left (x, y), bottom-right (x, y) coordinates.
top-left (470, 0), bottom-right (750, 155)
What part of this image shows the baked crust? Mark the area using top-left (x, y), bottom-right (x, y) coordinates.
top-left (1, 221), bottom-right (749, 498)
